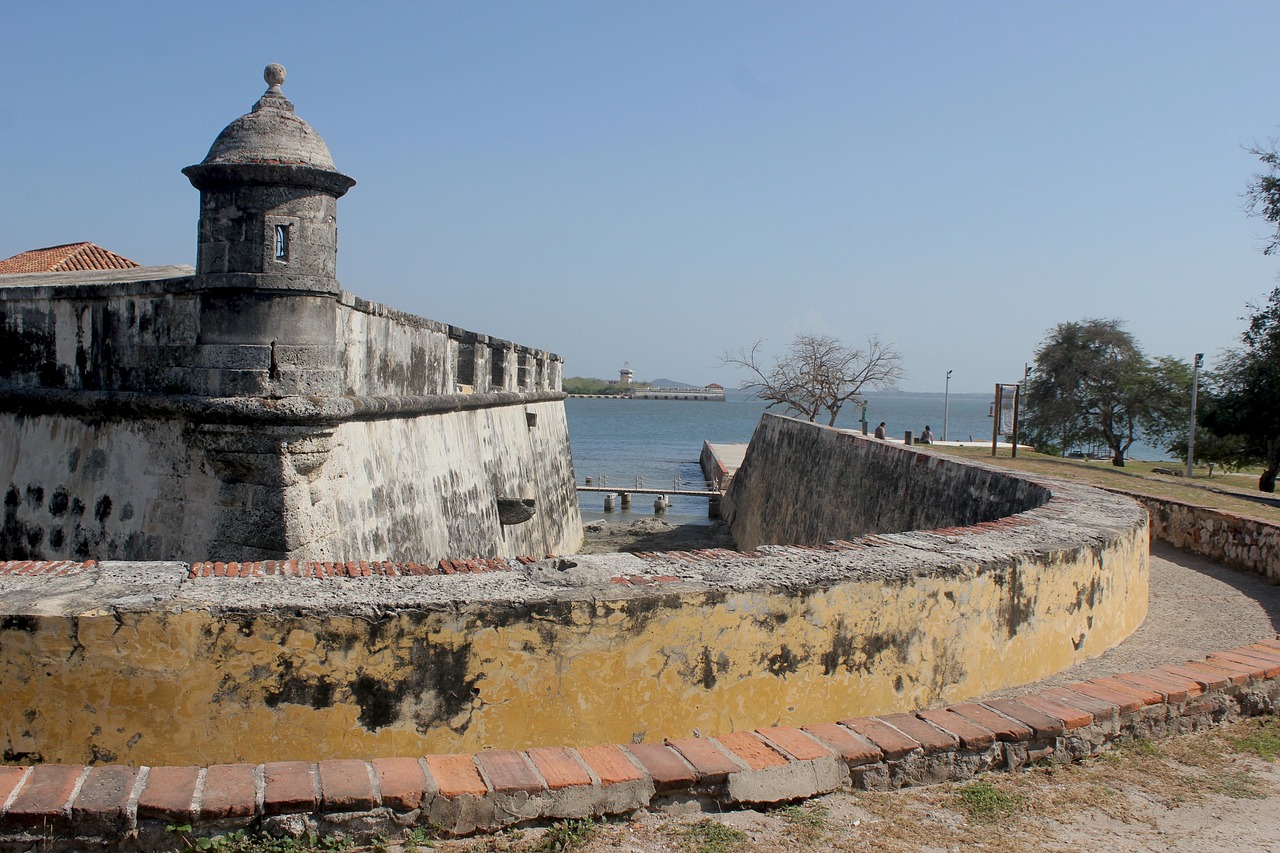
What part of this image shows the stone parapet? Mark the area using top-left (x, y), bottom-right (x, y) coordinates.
top-left (1102, 488), bottom-right (1280, 582)
top-left (0, 641), bottom-right (1275, 849)
top-left (723, 414), bottom-right (1051, 550)
top-left (0, 455), bottom-right (1145, 767)
top-left (0, 275), bottom-right (561, 400)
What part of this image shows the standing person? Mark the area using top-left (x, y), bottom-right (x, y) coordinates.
top-left (874, 421), bottom-right (887, 440)
top-left (920, 425), bottom-right (934, 444)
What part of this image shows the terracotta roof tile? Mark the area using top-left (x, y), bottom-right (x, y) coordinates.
top-left (0, 242), bottom-right (141, 274)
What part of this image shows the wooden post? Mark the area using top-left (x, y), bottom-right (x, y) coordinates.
top-left (991, 383), bottom-right (1001, 457)
top-left (1011, 384), bottom-right (1021, 458)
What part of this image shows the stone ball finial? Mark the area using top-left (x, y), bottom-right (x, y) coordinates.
top-left (264, 64), bottom-right (286, 88)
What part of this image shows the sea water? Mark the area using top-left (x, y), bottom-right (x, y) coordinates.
top-left (565, 390), bottom-right (1172, 526)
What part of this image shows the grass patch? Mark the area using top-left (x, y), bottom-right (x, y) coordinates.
top-left (679, 819), bottom-right (749, 853)
top-left (1117, 736), bottom-right (1162, 758)
top-left (1229, 716), bottom-right (1280, 761)
top-left (530, 818), bottom-right (597, 852)
top-left (955, 780), bottom-right (1026, 823)
top-left (777, 802), bottom-right (829, 842)
top-left (167, 827), bottom-right (353, 851)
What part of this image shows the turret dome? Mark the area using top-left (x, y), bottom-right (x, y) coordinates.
top-left (197, 64), bottom-right (336, 170)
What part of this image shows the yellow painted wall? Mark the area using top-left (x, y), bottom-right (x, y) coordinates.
top-left (0, 525), bottom-right (1147, 766)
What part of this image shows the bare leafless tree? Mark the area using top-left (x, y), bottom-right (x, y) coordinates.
top-left (721, 334), bottom-right (905, 426)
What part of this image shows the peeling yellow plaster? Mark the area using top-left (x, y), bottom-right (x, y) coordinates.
top-left (0, 529), bottom-right (1146, 766)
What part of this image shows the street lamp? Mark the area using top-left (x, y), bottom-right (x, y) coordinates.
top-left (1187, 353), bottom-right (1203, 478)
top-left (943, 369), bottom-right (953, 442)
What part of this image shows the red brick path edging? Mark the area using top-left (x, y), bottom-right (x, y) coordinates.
top-left (1, 639), bottom-right (1277, 850)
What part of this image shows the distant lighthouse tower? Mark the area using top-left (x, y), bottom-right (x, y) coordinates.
top-left (619, 362), bottom-right (634, 385)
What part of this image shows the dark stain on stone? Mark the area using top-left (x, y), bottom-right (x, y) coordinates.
top-left (24, 485), bottom-right (44, 510)
top-left (3, 749), bottom-right (43, 763)
top-left (820, 619), bottom-right (912, 676)
top-left (93, 495), bottom-right (113, 524)
top-left (49, 488), bottom-right (70, 517)
top-left (265, 658), bottom-right (336, 710)
top-left (766, 645), bottom-right (801, 676)
top-left (67, 449), bottom-right (81, 474)
top-left (2, 485), bottom-right (42, 560)
top-left (89, 744), bottom-right (117, 764)
top-left (314, 628), bottom-right (360, 655)
top-left (1072, 633), bottom-right (1086, 650)
top-left (119, 503), bottom-right (134, 522)
top-left (894, 674), bottom-right (904, 692)
top-left (70, 497), bottom-right (85, 517)
top-left (697, 646), bottom-right (717, 690)
top-left (1067, 576), bottom-right (1103, 615)
top-left (350, 637), bottom-right (479, 735)
top-left (83, 449), bottom-right (108, 482)
top-left (1, 615), bottom-right (38, 633)
top-left (995, 563), bottom-right (1036, 639)
top-left (820, 620), bottom-right (856, 676)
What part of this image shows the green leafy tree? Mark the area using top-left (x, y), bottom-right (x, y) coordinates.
top-left (1199, 288), bottom-right (1280, 491)
top-left (1023, 319), bottom-right (1189, 467)
top-left (721, 333), bottom-right (904, 427)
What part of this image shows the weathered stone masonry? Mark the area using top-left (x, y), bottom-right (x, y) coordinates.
top-left (0, 65), bottom-right (582, 564)
top-left (0, 418), bottom-right (1148, 769)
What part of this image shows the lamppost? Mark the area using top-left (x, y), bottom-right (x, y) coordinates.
top-left (1187, 353), bottom-right (1203, 479)
top-left (943, 369), bottom-right (953, 442)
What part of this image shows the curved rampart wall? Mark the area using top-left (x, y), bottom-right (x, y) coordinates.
top-left (0, 418), bottom-right (1147, 765)
top-left (723, 413), bottom-right (1051, 549)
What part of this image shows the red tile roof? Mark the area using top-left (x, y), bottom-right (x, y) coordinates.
top-left (0, 242), bottom-right (141, 274)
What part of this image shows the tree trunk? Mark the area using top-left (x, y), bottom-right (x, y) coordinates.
top-left (1111, 450), bottom-right (1126, 467)
top-left (1261, 463), bottom-right (1279, 493)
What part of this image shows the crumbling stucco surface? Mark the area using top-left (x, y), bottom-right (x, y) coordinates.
top-left (0, 446), bottom-right (1147, 765)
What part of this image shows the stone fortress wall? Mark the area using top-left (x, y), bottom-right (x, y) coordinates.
top-left (0, 416), bottom-right (1149, 768)
top-left (0, 65), bottom-right (582, 565)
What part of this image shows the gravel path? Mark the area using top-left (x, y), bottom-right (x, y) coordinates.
top-left (988, 541), bottom-right (1280, 698)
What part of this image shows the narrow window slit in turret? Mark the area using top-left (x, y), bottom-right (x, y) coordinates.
top-left (274, 224), bottom-right (289, 261)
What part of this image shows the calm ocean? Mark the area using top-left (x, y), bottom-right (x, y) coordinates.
top-left (566, 390), bottom-right (1172, 525)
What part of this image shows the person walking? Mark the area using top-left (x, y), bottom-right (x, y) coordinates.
top-left (874, 421), bottom-right (887, 440)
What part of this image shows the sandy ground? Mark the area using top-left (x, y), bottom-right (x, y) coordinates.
top-left (576, 517), bottom-right (736, 554)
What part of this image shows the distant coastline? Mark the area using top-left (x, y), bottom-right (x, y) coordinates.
top-left (564, 374), bottom-right (725, 401)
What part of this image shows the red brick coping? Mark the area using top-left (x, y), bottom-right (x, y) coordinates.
top-left (2, 640), bottom-right (1277, 847)
top-left (0, 560), bottom-right (96, 576)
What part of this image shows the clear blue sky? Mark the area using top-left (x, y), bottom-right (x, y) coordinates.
top-left (3, 1), bottom-right (1278, 392)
